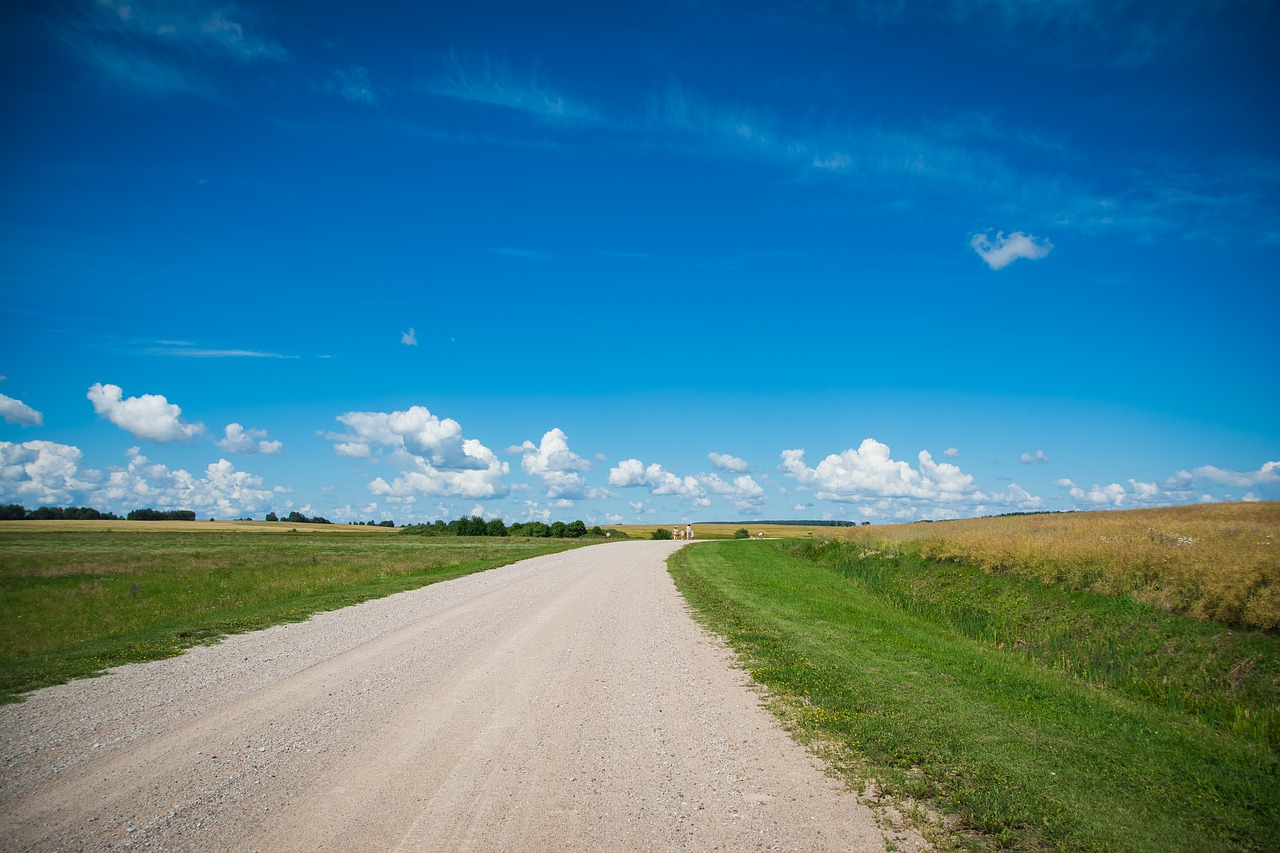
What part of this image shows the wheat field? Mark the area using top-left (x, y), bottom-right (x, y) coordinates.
top-left (826, 502), bottom-right (1279, 629)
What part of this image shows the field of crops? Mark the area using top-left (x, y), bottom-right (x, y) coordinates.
top-left (825, 503), bottom-right (1279, 629)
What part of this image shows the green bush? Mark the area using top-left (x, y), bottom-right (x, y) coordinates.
top-left (733, 528), bottom-right (750, 539)
top-left (652, 527), bottom-right (673, 540)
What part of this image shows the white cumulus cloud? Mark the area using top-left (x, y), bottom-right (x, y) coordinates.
top-left (330, 405), bottom-right (509, 500)
top-left (1187, 461), bottom-right (1280, 489)
top-left (517, 428), bottom-right (601, 500)
top-left (87, 383), bottom-right (205, 443)
top-left (0, 393), bottom-right (43, 427)
top-left (0, 440), bottom-right (99, 505)
top-left (1056, 478), bottom-right (1158, 508)
top-left (334, 442), bottom-right (372, 459)
top-left (700, 472), bottom-right (767, 513)
top-left (708, 451), bottom-right (750, 472)
top-left (89, 447), bottom-right (274, 516)
top-left (216, 423), bottom-right (283, 455)
top-left (609, 459), bottom-right (705, 504)
top-left (985, 483), bottom-right (1045, 511)
top-left (781, 439), bottom-right (977, 503)
top-left (970, 229), bottom-right (1053, 270)
top-left (1020, 449), bottom-right (1051, 464)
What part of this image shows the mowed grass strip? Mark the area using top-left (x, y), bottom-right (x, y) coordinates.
top-left (0, 529), bottom-right (590, 703)
top-left (669, 541), bottom-right (1279, 853)
top-left (792, 539), bottom-right (1280, 752)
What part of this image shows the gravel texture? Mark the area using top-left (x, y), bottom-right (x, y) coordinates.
top-left (1, 541), bottom-right (925, 851)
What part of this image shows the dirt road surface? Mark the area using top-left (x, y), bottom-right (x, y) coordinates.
top-left (2, 541), bottom-right (921, 851)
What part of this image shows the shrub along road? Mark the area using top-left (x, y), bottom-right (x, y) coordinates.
top-left (0, 541), bottom-right (916, 852)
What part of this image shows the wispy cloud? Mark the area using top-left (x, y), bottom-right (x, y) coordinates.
top-left (491, 247), bottom-right (552, 260)
top-left (1120, 156), bottom-right (1280, 246)
top-left (74, 40), bottom-right (215, 98)
top-left (428, 52), bottom-right (603, 125)
top-left (642, 82), bottom-right (1050, 201)
top-left (57, 0), bottom-right (285, 97)
top-left (401, 327), bottom-right (418, 346)
top-left (328, 66), bottom-right (378, 105)
top-left (93, 0), bottom-right (286, 62)
top-left (411, 48), bottom-right (1269, 246)
top-left (144, 344), bottom-right (299, 359)
top-left (821, 1), bottom-right (1260, 67)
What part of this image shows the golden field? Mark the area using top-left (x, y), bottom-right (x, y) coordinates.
top-left (827, 502), bottom-right (1279, 629)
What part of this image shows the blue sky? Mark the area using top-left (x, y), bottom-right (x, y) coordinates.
top-left (2, 0), bottom-right (1277, 526)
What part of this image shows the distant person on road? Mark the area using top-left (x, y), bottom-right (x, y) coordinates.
top-left (686, 524), bottom-right (693, 540)
top-left (673, 526), bottom-right (680, 540)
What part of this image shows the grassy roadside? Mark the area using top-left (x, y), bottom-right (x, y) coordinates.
top-left (669, 540), bottom-right (1279, 852)
top-left (0, 530), bottom-right (592, 703)
top-left (791, 539), bottom-right (1280, 751)
top-left (825, 503), bottom-right (1280, 631)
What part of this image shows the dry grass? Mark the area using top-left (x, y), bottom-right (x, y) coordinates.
top-left (825, 502), bottom-right (1280, 629)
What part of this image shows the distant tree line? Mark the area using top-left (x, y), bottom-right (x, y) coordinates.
top-left (713, 519), bottom-right (861, 527)
top-left (1, 504), bottom-right (208, 522)
top-left (0, 504), bottom-right (122, 520)
top-left (401, 516), bottom-right (616, 539)
top-left (264, 511), bottom-right (332, 525)
top-left (348, 520), bottom-right (396, 527)
top-left (127, 508), bottom-right (197, 521)
top-left (992, 510), bottom-right (1073, 518)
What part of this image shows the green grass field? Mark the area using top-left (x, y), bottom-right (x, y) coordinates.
top-left (0, 526), bottom-right (592, 702)
top-left (669, 540), bottom-right (1279, 853)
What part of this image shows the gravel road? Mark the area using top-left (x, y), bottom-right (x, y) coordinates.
top-left (1, 541), bottom-right (922, 851)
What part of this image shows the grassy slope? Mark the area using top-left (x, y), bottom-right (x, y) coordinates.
top-left (669, 540), bottom-right (1279, 852)
top-left (0, 529), bottom-right (591, 702)
top-left (826, 503), bottom-right (1280, 630)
